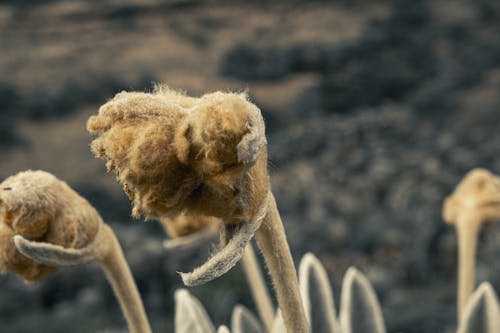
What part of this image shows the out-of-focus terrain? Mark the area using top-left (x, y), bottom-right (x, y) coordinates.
top-left (1, 0), bottom-right (500, 332)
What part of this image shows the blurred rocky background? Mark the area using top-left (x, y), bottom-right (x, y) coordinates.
top-left (1, 0), bottom-right (500, 332)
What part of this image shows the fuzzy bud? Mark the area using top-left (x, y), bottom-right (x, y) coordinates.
top-left (88, 86), bottom-right (269, 223)
top-left (0, 170), bottom-right (101, 282)
top-left (443, 168), bottom-right (500, 225)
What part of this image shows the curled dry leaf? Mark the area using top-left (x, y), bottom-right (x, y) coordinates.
top-left (179, 192), bottom-right (270, 286)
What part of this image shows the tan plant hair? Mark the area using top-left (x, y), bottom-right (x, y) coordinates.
top-left (161, 214), bottom-right (216, 238)
top-left (87, 86), bottom-right (267, 222)
top-left (88, 86), bottom-right (309, 332)
top-left (0, 170), bottom-right (99, 282)
top-left (442, 168), bottom-right (500, 321)
top-left (0, 170), bottom-right (151, 333)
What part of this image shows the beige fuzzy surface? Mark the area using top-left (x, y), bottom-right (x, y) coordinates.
top-left (88, 87), bottom-right (269, 224)
top-left (0, 170), bottom-right (102, 282)
top-left (443, 168), bottom-right (500, 224)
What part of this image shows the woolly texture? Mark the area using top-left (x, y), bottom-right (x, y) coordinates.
top-left (0, 170), bottom-right (100, 282)
top-left (255, 194), bottom-right (310, 333)
top-left (161, 214), bottom-right (217, 238)
top-left (89, 87), bottom-right (308, 332)
top-left (180, 192), bottom-right (270, 286)
top-left (87, 87), bottom-right (268, 222)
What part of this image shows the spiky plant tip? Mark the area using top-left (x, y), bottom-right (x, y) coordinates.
top-left (298, 252), bottom-right (339, 333)
top-left (340, 267), bottom-right (386, 333)
top-left (458, 282), bottom-right (500, 333)
top-left (231, 305), bottom-right (264, 333)
top-left (174, 288), bottom-right (216, 333)
top-left (217, 325), bottom-right (231, 333)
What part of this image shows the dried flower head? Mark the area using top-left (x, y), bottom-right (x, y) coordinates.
top-left (88, 86), bottom-right (309, 332)
top-left (0, 170), bottom-right (100, 282)
top-left (3, 171), bottom-right (152, 333)
top-left (87, 86), bottom-right (268, 223)
top-left (443, 168), bottom-right (500, 224)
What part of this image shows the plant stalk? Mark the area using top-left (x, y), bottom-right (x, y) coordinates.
top-left (241, 243), bottom-right (275, 332)
top-left (456, 213), bottom-right (480, 322)
top-left (98, 225), bottom-right (153, 333)
top-left (254, 193), bottom-right (309, 333)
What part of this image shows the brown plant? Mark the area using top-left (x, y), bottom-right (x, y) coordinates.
top-left (0, 170), bottom-right (152, 333)
top-left (87, 86), bottom-right (309, 332)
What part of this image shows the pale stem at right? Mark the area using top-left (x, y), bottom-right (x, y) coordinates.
top-left (255, 194), bottom-right (310, 333)
top-left (241, 243), bottom-right (275, 332)
top-left (456, 212), bottom-right (480, 322)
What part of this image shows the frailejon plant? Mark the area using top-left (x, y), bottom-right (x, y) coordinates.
top-left (1, 87), bottom-right (499, 333)
top-left (87, 86), bottom-right (308, 332)
top-left (0, 170), bottom-right (152, 333)
top-left (442, 168), bottom-right (500, 320)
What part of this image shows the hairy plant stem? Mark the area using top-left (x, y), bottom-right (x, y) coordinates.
top-left (254, 194), bottom-right (309, 333)
top-left (456, 212), bottom-right (480, 322)
top-left (241, 243), bottom-right (274, 332)
top-left (98, 225), bottom-right (153, 333)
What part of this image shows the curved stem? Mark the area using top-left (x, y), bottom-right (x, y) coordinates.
top-left (456, 213), bottom-right (480, 322)
top-left (241, 243), bottom-right (274, 332)
top-left (98, 225), bottom-right (153, 333)
top-left (254, 193), bottom-right (309, 333)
